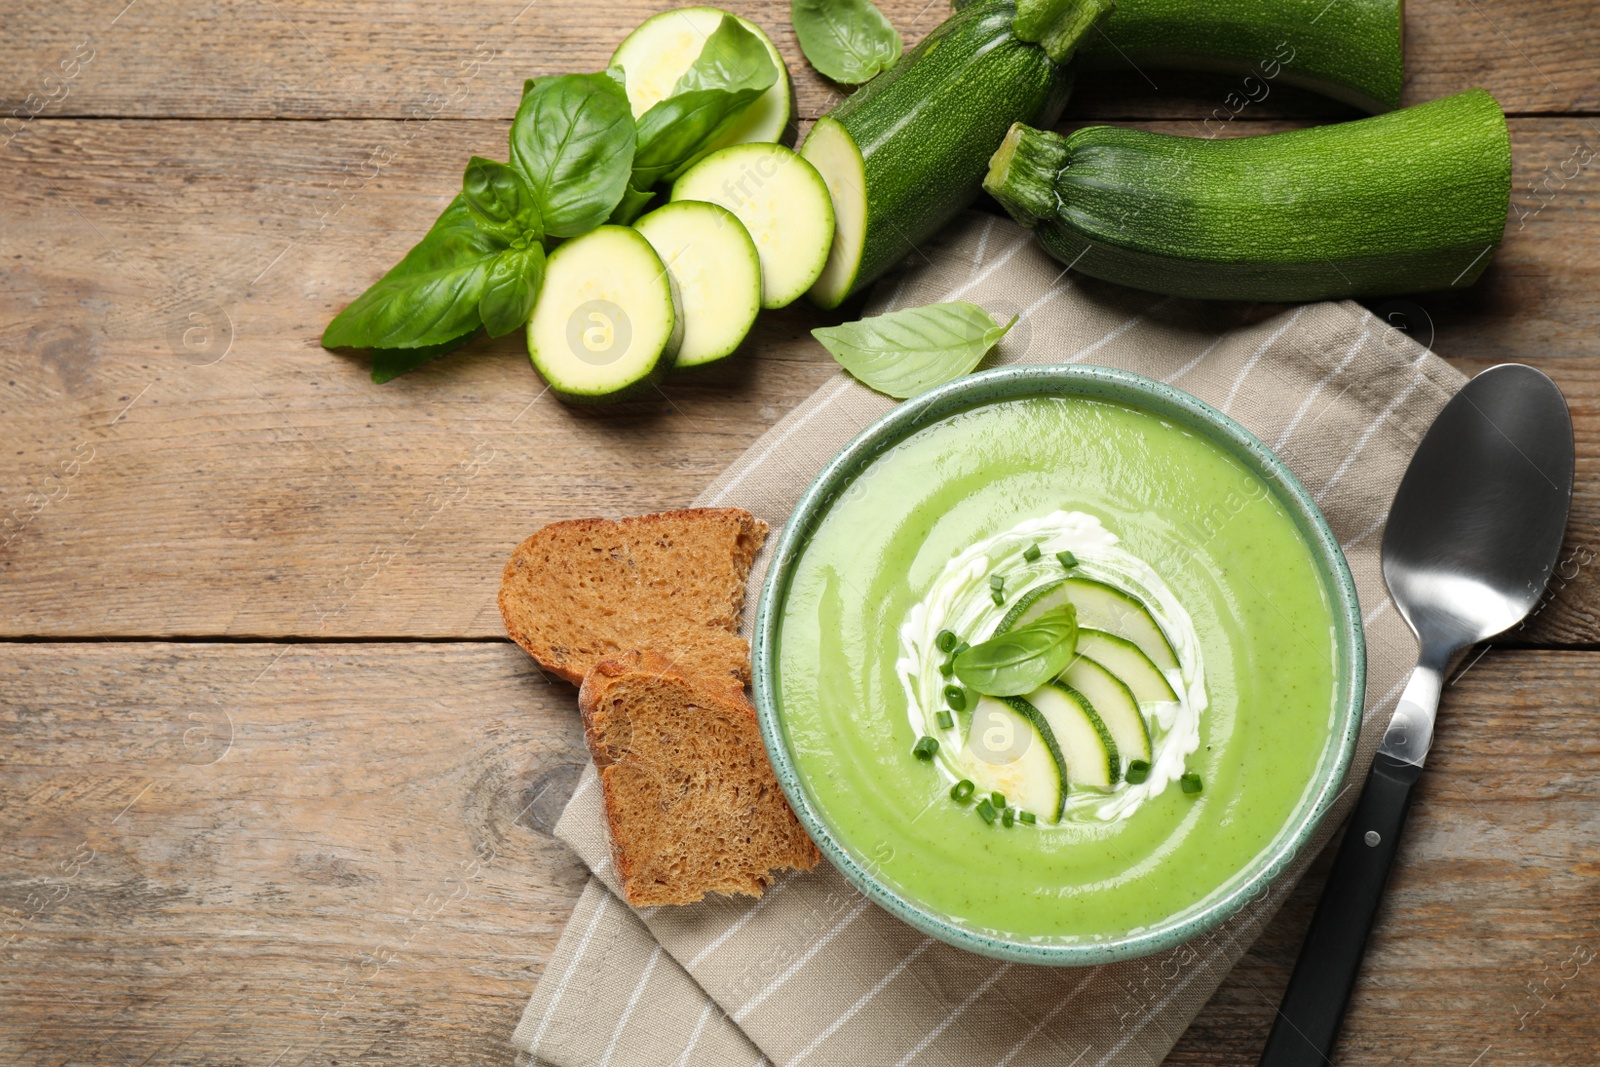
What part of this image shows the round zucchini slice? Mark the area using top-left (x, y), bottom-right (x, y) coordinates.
top-left (671, 143), bottom-right (834, 309)
top-left (634, 200), bottom-right (762, 369)
top-left (611, 6), bottom-right (792, 149)
top-left (526, 226), bottom-right (680, 405)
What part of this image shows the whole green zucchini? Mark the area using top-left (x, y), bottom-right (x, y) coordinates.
top-left (953, 0), bottom-right (1403, 112)
top-left (800, 0), bottom-right (1114, 309)
top-left (984, 88), bottom-right (1511, 302)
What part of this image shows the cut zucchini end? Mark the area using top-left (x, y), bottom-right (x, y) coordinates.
top-left (800, 116), bottom-right (867, 310)
top-left (671, 142), bottom-right (834, 310)
top-left (525, 225), bottom-right (679, 406)
top-left (634, 199), bottom-right (762, 370)
top-left (611, 6), bottom-right (791, 146)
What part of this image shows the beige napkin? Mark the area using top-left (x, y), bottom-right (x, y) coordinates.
top-left (512, 213), bottom-right (1465, 1067)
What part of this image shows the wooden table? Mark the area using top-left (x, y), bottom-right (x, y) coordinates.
top-left (2, 1), bottom-right (1597, 1063)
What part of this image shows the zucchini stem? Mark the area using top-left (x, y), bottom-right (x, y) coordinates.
top-left (984, 122), bottom-right (1070, 229)
top-left (1012, 0), bottom-right (1114, 65)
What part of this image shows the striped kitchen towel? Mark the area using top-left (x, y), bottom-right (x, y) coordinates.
top-left (512, 212), bottom-right (1464, 1067)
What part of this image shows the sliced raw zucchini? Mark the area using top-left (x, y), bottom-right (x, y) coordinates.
top-left (611, 6), bottom-right (793, 150)
top-left (1024, 682), bottom-right (1119, 790)
top-left (671, 143), bottom-right (834, 309)
top-left (800, 117), bottom-right (866, 310)
top-left (999, 577), bottom-right (1179, 673)
top-left (960, 695), bottom-right (1066, 823)
top-left (525, 226), bottom-right (680, 405)
top-left (1076, 628), bottom-right (1177, 703)
top-left (633, 200), bottom-right (761, 369)
top-left (1061, 655), bottom-right (1151, 764)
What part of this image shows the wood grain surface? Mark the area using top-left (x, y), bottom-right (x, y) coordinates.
top-left (1, 646), bottom-right (1594, 1065)
top-left (2, 115), bottom-right (1599, 639)
top-left (3, 0), bottom-right (1598, 1063)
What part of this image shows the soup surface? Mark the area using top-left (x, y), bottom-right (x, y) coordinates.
top-left (774, 395), bottom-right (1340, 941)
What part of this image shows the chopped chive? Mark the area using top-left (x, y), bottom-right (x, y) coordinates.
top-left (1181, 772), bottom-right (1204, 794)
top-left (939, 657), bottom-right (955, 677)
top-left (1002, 806), bottom-right (1016, 828)
top-left (976, 798), bottom-right (997, 824)
top-left (951, 779), bottom-right (976, 802)
top-left (936, 710), bottom-right (954, 730)
top-left (1023, 542), bottom-right (1042, 562)
top-left (936, 629), bottom-right (958, 653)
top-left (1125, 759), bottom-right (1151, 785)
top-left (991, 791), bottom-right (1006, 809)
top-left (1056, 550), bottom-right (1078, 568)
top-left (954, 640), bottom-right (970, 655)
top-left (913, 736), bottom-right (939, 760)
top-left (1018, 810), bottom-right (1037, 825)
top-left (991, 590), bottom-right (1005, 606)
top-left (943, 684), bottom-right (967, 711)
top-left (989, 574), bottom-right (1005, 592)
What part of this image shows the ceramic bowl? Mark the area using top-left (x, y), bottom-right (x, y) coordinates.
top-left (751, 365), bottom-right (1366, 965)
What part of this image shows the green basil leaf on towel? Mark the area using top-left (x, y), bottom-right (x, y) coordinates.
top-left (812, 301), bottom-right (1016, 398)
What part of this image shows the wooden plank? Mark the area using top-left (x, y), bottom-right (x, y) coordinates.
top-left (3, 0), bottom-right (1597, 124)
top-left (1, 116), bottom-right (1598, 639)
top-left (1, 644), bottom-right (1595, 1065)
top-left (0, 641), bottom-right (592, 1067)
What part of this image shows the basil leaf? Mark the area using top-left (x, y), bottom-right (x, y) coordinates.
top-left (323, 195), bottom-right (505, 350)
top-left (669, 14), bottom-right (779, 96)
top-left (812, 301), bottom-right (1017, 398)
top-left (462, 156), bottom-right (542, 241)
top-left (371, 330), bottom-right (480, 384)
top-left (510, 71), bottom-right (636, 238)
top-left (479, 244), bottom-right (547, 338)
top-left (791, 0), bottom-right (901, 85)
top-left (954, 607), bottom-right (1079, 697)
top-left (630, 17), bottom-right (778, 187)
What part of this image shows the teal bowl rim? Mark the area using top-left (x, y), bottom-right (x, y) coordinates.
top-left (751, 364), bottom-right (1366, 966)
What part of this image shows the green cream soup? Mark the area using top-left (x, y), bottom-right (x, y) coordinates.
top-left (774, 395), bottom-right (1339, 942)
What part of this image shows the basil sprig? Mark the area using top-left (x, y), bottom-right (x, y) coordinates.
top-left (953, 606), bottom-right (1079, 697)
top-left (791, 0), bottom-right (901, 85)
top-left (324, 34), bottom-right (783, 380)
top-left (813, 301), bottom-right (1018, 398)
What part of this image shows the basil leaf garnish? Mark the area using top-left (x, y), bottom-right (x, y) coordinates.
top-left (954, 606), bottom-right (1078, 697)
top-left (478, 243), bottom-right (547, 338)
top-left (630, 16), bottom-right (779, 188)
top-left (322, 195), bottom-right (505, 351)
top-left (462, 156), bottom-right (543, 241)
top-left (510, 71), bottom-right (636, 238)
top-left (371, 330), bottom-right (480, 384)
top-left (812, 301), bottom-right (1017, 398)
top-left (791, 0), bottom-right (901, 85)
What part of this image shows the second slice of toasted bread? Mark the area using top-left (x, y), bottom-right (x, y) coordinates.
top-left (580, 651), bottom-right (821, 906)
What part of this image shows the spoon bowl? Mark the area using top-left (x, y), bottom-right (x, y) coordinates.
top-left (1382, 362), bottom-right (1575, 654)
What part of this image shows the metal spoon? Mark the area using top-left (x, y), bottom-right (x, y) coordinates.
top-left (1259, 363), bottom-right (1574, 1066)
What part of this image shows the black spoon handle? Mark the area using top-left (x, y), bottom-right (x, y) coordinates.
top-left (1258, 752), bottom-right (1424, 1066)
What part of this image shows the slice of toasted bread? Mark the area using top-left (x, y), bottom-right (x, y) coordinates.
top-left (580, 651), bottom-right (821, 906)
top-left (498, 508), bottom-right (766, 690)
